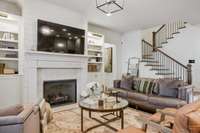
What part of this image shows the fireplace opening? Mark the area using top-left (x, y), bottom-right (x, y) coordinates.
top-left (43, 79), bottom-right (77, 107)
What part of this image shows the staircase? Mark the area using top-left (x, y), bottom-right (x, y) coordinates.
top-left (152, 21), bottom-right (187, 49)
top-left (142, 21), bottom-right (192, 84)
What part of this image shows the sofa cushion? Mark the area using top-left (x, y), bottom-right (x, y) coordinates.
top-left (120, 75), bottom-right (134, 90)
top-left (115, 88), bottom-right (128, 98)
top-left (128, 92), bottom-right (148, 101)
top-left (159, 87), bottom-right (178, 98)
top-left (149, 96), bottom-right (187, 108)
top-left (0, 105), bottom-right (24, 117)
top-left (158, 79), bottom-right (185, 98)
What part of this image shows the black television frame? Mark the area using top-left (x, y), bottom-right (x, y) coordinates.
top-left (37, 19), bottom-right (85, 55)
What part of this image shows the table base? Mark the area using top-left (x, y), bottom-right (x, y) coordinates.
top-left (81, 109), bottom-right (124, 133)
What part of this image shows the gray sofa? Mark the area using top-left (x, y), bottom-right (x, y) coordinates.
top-left (0, 105), bottom-right (40, 133)
top-left (114, 76), bottom-right (194, 112)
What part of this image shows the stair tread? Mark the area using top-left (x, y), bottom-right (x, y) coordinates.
top-left (167, 37), bottom-right (174, 39)
top-left (150, 68), bottom-right (169, 71)
top-left (172, 31), bottom-right (180, 34)
top-left (161, 41), bottom-right (168, 44)
top-left (142, 57), bottom-right (154, 60)
top-left (156, 46), bottom-right (162, 48)
top-left (141, 60), bottom-right (158, 63)
top-left (156, 73), bottom-right (174, 75)
top-left (145, 64), bottom-right (163, 66)
top-left (143, 54), bottom-right (153, 56)
top-left (178, 26), bottom-right (186, 29)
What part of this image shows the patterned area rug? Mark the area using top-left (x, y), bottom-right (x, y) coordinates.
top-left (48, 106), bottom-right (157, 133)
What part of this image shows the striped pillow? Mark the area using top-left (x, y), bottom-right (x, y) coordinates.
top-left (138, 80), bottom-right (152, 94)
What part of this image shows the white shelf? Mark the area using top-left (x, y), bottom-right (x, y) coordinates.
top-left (88, 62), bottom-right (104, 64)
top-left (88, 49), bottom-right (102, 52)
top-left (0, 39), bottom-right (18, 43)
top-left (88, 55), bottom-right (103, 58)
top-left (0, 57), bottom-right (18, 61)
top-left (88, 43), bottom-right (103, 47)
top-left (0, 48), bottom-right (18, 52)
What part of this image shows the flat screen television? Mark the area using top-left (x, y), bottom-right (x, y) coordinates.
top-left (37, 20), bottom-right (85, 54)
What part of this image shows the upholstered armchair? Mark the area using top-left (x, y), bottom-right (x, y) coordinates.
top-left (0, 105), bottom-right (40, 133)
top-left (118, 101), bottom-right (200, 133)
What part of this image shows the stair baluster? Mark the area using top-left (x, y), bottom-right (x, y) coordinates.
top-left (142, 40), bottom-right (192, 84)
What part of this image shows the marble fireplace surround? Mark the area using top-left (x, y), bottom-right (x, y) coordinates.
top-left (23, 51), bottom-right (88, 104)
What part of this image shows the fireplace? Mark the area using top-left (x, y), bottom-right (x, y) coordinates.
top-left (43, 79), bottom-right (77, 106)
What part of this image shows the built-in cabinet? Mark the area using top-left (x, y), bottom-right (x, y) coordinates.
top-left (87, 32), bottom-right (104, 73)
top-left (87, 32), bottom-right (116, 87)
top-left (0, 13), bottom-right (21, 76)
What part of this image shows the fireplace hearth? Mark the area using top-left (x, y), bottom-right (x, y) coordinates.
top-left (43, 79), bottom-right (77, 107)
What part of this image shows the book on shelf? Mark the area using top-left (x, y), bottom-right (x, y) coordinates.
top-left (0, 63), bottom-right (5, 74)
top-left (5, 53), bottom-right (18, 58)
top-left (3, 68), bottom-right (15, 74)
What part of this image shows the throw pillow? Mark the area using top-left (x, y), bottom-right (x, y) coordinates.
top-left (158, 79), bottom-right (184, 98)
top-left (138, 79), bottom-right (152, 94)
top-left (0, 104), bottom-right (24, 116)
top-left (120, 75), bottom-right (134, 90)
top-left (152, 79), bottom-right (159, 94)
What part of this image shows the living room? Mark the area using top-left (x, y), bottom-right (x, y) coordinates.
top-left (0, 0), bottom-right (200, 133)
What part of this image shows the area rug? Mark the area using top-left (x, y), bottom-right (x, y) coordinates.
top-left (47, 106), bottom-right (157, 133)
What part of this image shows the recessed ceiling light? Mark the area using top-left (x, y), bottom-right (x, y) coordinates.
top-left (69, 37), bottom-right (72, 40)
top-left (40, 26), bottom-right (52, 36)
top-left (62, 28), bottom-right (67, 32)
top-left (57, 43), bottom-right (65, 48)
top-left (74, 36), bottom-right (78, 39)
top-left (56, 34), bottom-right (60, 37)
top-left (67, 33), bottom-right (71, 36)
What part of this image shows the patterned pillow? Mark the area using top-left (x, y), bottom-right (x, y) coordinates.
top-left (138, 80), bottom-right (152, 94)
top-left (149, 80), bottom-right (159, 95)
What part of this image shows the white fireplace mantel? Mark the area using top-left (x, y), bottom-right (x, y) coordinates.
top-left (23, 51), bottom-right (88, 104)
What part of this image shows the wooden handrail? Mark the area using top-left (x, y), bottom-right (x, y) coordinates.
top-left (142, 40), bottom-right (188, 69)
top-left (155, 24), bottom-right (166, 34)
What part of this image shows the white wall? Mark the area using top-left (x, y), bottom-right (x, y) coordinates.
top-left (121, 31), bottom-right (141, 75)
top-left (0, 0), bottom-right (21, 16)
top-left (23, 0), bottom-right (88, 51)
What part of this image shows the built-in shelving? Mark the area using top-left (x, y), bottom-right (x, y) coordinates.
top-left (88, 62), bottom-right (104, 64)
top-left (0, 57), bottom-right (18, 61)
top-left (0, 13), bottom-right (20, 75)
top-left (0, 48), bottom-right (18, 52)
top-left (0, 39), bottom-right (18, 43)
top-left (87, 32), bottom-right (104, 73)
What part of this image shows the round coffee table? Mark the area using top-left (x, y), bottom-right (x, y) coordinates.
top-left (79, 97), bottom-right (128, 133)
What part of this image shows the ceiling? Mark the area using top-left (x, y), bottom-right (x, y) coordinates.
top-left (7, 0), bottom-right (200, 33)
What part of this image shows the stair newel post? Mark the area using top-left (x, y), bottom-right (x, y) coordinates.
top-left (152, 32), bottom-right (156, 52)
top-left (187, 64), bottom-right (192, 85)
